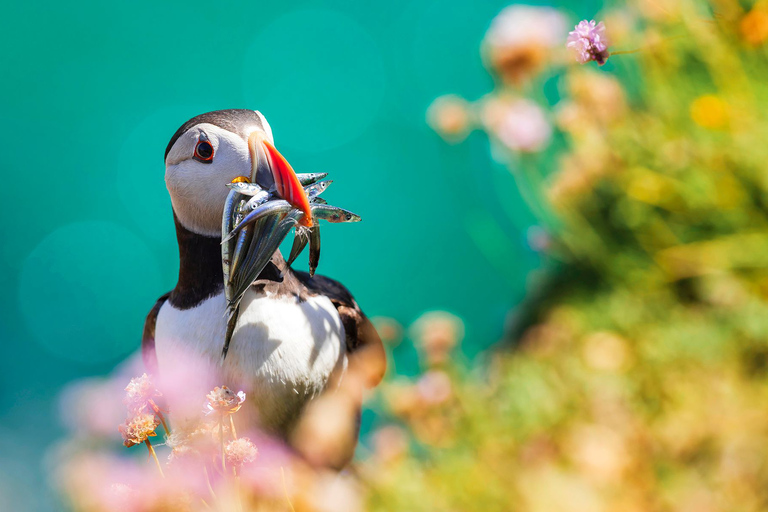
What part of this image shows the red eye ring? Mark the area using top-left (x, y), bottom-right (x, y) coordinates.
top-left (194, 140), bottom-right (214, 162)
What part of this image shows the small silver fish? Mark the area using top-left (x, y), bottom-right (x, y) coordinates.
top-left (238, 191), bottom-right (271, 214)
top-left (309, 225), bottom-right (321, 277)
top-left (226, 181), bottom-right (267, 196)
top-left (305, 180), bottom-right (333, 200)
top-left (297, 173), bottom-right (328, 186)
top-left (222, 199), bottom-right (293, 243)
top-left (287, 229), bottom-right (309, 266)
top-left (310, 204), bottom-right (361, 223)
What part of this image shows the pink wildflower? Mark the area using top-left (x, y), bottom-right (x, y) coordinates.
top-left (123, 373), bottom-right (162, 414)
top-left (496, 99), bottom-right (553, 153)
top-left (118, 413), bottom-right (159, 447)
top-left (567, 20), bottom-right (610, 65)
top-left (225, 437), bottom-right (258, 468)
top-left (206, 386), bottom-right (246, 415)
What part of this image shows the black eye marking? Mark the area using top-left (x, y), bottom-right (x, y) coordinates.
top-left (194, 138), bottom-right (214, 163)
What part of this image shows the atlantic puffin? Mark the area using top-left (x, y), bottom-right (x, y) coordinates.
top-left (141, 109), bottom-right (385, 461)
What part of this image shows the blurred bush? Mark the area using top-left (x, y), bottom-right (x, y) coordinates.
top-left (363, 1), bottom-right (768, 510)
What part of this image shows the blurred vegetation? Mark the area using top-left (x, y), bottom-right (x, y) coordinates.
top-left (362, 1), bottom-right (768, 510)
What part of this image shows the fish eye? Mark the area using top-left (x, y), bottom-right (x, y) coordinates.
top-left (194, 140), bottom-right (214, 163)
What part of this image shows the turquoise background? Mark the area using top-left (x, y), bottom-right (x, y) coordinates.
top-left (1, 0), bottom-right (596, 509)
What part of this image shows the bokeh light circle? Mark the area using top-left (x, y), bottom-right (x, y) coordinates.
top-left (19, 221), bottom-right (162, 364)
top-left (243, 9), bottom-right (386, 153)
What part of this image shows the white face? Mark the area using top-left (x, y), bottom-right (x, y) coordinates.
top-left (165, 117), bottom-right (274, 237)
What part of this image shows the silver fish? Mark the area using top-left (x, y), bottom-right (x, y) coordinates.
top-left (229, 223), bottom-right (254, 280)
top-left (287, 229), bottom-right (309, 266)
top-left (239, 191), bottom-right (271, 214)
top-left (226, 181), bottom-right (267, 196)
top-left (222, 189), bottom-right (243, 296)
top-left (297, 173), bottom-right (328, 186)
top-left (311, 204), bottom-right (361, 223)
top-left (305, 180), bottom-right (333, 200)
top-left (309, 225), bottom-right (321, 277)
top-left (222, 200), bottom-right (293, 243)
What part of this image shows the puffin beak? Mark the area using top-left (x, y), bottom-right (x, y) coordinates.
top-left (248, 132), bottom-right (313, 227)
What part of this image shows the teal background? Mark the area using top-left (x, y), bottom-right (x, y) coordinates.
top-left (1, 0), bottom-right (595, 509)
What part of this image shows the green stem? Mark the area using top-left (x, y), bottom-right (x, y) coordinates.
top-left (145, 439), bottom-right (164, 478)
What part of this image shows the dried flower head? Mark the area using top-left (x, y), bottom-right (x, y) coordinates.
top-left (119, 413), bottom-right (159, 447)
top-left (410, 311), bottom-right (465, 367)
top-left (483, 5), bottom-right (567, 84)
top-left (205, 386), bottom-right (246, 415)
top-left (426, 95), bottom-right (472, 143)
top-left (225, 437), bottom-right (258, 468)
top-left (123, 373), bottom-right (162, 414)
top-left (567, 20), bottom-right (610, 65)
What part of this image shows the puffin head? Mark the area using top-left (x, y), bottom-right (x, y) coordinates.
top-left (164, 109), bottom-right (312, 237)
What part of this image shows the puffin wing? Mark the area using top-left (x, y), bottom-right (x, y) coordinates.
top-left (293, 272), bottom-right (386, 388)
top-left (142, 291), bottom-right (171, 375)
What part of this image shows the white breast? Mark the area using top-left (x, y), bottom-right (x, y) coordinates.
top-left (155, 288), bottom-right (346, 434)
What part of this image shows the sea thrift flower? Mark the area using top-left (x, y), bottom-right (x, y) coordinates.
top-left (484, 5), bottom-right (568, 84)
top-left (410, 311), bottom-right (465, 366)
top-left (416, 370), bottom-right (453, 405)
top-left (496, 99), bottom-right (552, 152)
top-left (426, 95), bottom-right (471, 143)
top-left (225, 437), bottom-right (258, 468)
top-left (206, 386), bottom-right (246, 415)
top-left (567, 20), bottom-right (610, 65)
top-left (123, 373), bottom-right (162, 414)
top-left (119, 413), bottom-right (159, 447)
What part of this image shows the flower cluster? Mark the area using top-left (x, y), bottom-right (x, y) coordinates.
top-left (117, 374), bottom-right (165, 452)
top-left (205, 385), bottom-right (246, 415)
top-left (566, 20), bottom-right (610, 65)
top-left (225, 437), bottom-right (258, 468)
top-left (118, 413), bottom-right (160, 447)
top-left (123, 373), bottom-right (162, 414)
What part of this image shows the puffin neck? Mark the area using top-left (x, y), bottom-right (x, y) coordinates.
top-left (169, 212), bottom-right (224, 309)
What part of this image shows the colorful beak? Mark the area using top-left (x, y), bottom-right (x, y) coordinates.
top-left (248, 132), bottom-right (313, 227)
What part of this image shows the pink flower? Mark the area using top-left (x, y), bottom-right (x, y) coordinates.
top-left (416, 370), bottom-right (453, 405)
top-left (118, 413), bottom-right (159, 447)
top-left (123, 373), bottom-right (162, 414)
top-left (483, 6), bottom-right (568, 84)
top-left (567, 20), bottom-right (610, 65)
top-left (225, 437), bottom-right (258, 467)
top-left (205, 386), bottom-right (246, 415)
top-left (496, 100), bottom-right (552, 153)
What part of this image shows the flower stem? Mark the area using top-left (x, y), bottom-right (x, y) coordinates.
top-left (150, 401), bottom-right (170, 437)
top-left (281, 466), bottom-right (296, 512)
top-left (220, 415), bottom-right (226, 471)
top-left (145, 439), bottom-right (165, 478)
top-left (229, 415), bottom-right (238, 440)
top-left (204, 465), bottom-right (218, 502)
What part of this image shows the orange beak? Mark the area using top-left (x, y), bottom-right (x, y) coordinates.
top-left (248, 132), bottom-right (313, 227)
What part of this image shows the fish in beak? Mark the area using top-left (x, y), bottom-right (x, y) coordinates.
top-left (248, 132), bottom-right (313, 227)
top-left (220, 141), bottom-right (360, 359)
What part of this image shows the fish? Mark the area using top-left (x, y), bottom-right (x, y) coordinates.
top-left (305, 180), bottom-right (333, 200)
top-left (297, 173), bottom-right (328, 186)
top-left (287, 229), bottom-right (310, 267)
top-left (309, 225), bottom-right (321, 277)
top-left (222, 200), bottom-right (293, 243)
top-left (239, 191), bottom-right (271, 214)
top-left (311, 204), bottom-right (361, 223)
top-left (226, 181), bottom-right (267, 196)
top-left (221, 188), bottom-right (243, 296)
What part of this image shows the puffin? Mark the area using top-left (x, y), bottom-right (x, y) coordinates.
top-left (141, 109), bottom-right (385, 463)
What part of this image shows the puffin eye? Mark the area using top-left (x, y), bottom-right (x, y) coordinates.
top-left (194, 140), bottom-right (214, 163)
